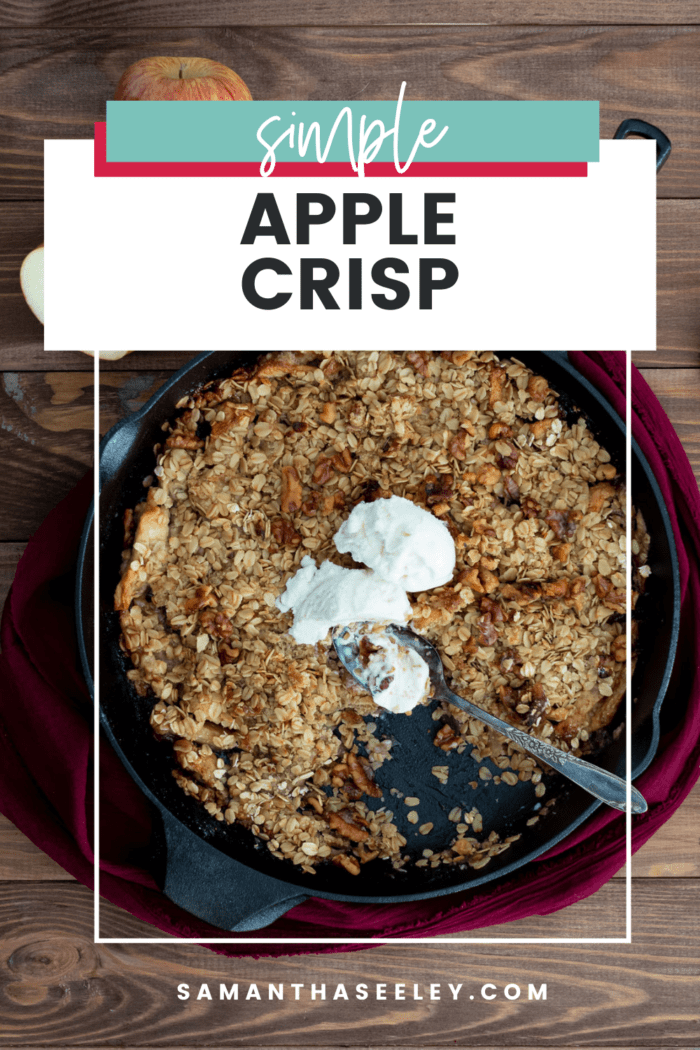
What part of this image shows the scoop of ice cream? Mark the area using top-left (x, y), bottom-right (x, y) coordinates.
top-left (334, 495), bottom-right (456, 592)
top-left (361, 631), bottom-right (430, 714)
top-left (275, 556), bottom-right (412, 646)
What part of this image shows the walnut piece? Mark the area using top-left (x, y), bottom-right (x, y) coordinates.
top-left (593, 574), bottom-right (626, 613)
top-left (184, 585), bottom-right (218, 614)
top-left (319, 402), bottom-right (337, 424)
top-left (280, 465), bottom-right (303, 514)
top-left (501, 582), bottom-right (543, 605)
top-left (424, 473), bottom-right (454, 506)
top-left (332, 448), bottom-right (353, 473)
top-left (332, 854), bottom-right (361, 875)
top-left (406, 351), bottom-right (432, 377)
top-left (496, 444), bottom-right (520, 471)
top-left (502, 474), bottom-right (520, 503)
top-left (529, 419), bottom-right (551, 443)
top-left (545, 507), bottom-right (581, 541)
top-left (527, 375), bottom-right (549, 402)
top-left (199, 608), bottom-right (234, 639)
top-left (488, 366), bottom-right (507, 409)
top-left (312, 457), bottom-right (335, 485)
top-left (271, 519), bottom-right (302, 547)
top-left (255, 361), bottom-right (314, 380)
top-left (588, 482), bottom-right (616, 514)
top-left (477, 463), bottom-right (501, 488)
top-left (459, 564), bottom-right (499, 595)
top-left (478, 595), bottom-right (506, 646)
top-left (448, 430), bottom-right (468, 461)
top-left (359, 479), bottom-right (391, 503)
top-left (166, 432), bottom-right (204, 450)
top-left (347, 402), bottom-right (367, 429)
top-left (347, 752), bottom-right (383, 798)
top-left (123, 508), bottom-right (135, 547)
top-left (328, 811), bottom-right (369, 843)
top-left (434, 723), bottom-right (461, 751)
top-left (441, 351), bottom-right (474, 365)
top-left (520, 495), bottom-right (541, 519)
top-left (219, 642), bottom-right (240, 665)
top-left (611, 635), bottom-right (627, 662)
top-left (321, 491), bottom-right (345, 515)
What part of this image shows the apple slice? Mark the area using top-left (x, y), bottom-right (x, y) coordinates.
top-left (20, 243), bottom-right (44, 325)
top-left (19, 245), bottom-right (131, 359)
top-left (82, 351), bottom-right (133, 360)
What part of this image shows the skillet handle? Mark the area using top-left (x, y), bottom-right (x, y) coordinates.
top-left (159, 806), bottom-right (308, 931)
top-left (613, 119), bottom-right (671, 173)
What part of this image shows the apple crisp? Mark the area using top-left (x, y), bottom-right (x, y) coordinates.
top-left (115, 351), bottom-right (641, 877)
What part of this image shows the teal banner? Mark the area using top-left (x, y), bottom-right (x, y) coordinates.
top-left (106, 99), bottom-right (599, 165)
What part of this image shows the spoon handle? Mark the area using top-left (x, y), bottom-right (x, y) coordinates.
top-left (437, 684), bottom-right (647, 815)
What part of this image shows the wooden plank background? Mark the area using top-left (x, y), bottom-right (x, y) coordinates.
top-left (1, 1), bottom-right (699, 1044)
top-left (2, 34), bottom-right (700, 352)
top-left (1, 883), bottom-right (699, 1048)
top-left (2, 1), bottom-right (700, 27)
top-left (2, 27), bottom-right (700, 199)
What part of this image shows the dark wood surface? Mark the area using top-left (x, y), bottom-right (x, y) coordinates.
top-left (2, 1), bottom-right (700, 26)
top-left (2, 27), bottom-right (700, 198)
top-left (0, 881), bottom-right (698, 1047)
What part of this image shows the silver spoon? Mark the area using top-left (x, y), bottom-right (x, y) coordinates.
top-left (333, 622), bottom-right (647, 815)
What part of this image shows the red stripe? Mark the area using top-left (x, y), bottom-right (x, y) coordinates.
top-left (94, 123), bottom-right (587, 178)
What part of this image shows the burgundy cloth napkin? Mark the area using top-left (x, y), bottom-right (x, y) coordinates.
top-left (1, 353), bottom-right (699, 959)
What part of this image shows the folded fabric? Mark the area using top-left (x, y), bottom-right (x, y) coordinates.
top-left (1, 353), bottom-right (698, 959)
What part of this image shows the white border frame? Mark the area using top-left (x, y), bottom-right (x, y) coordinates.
top-left (93, 350), bottom-right (633, 945)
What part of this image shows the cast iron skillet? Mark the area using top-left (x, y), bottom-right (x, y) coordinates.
top-left (77, 350), bottom-right (680, 932)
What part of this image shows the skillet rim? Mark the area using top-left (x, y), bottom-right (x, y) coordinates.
top-left (77, 350), bottom-right (681, 907)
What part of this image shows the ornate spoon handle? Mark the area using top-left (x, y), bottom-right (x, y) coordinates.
top-left (437, 683), bottom-right (647, 814)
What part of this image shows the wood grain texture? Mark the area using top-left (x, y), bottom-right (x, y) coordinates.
top-left (0, 368), bottom-right (173, 540)
top-left (658, 200), bottom-right (700, 353)
top-left (98, 886), bottom-right (631, 941)
top-left (0, 369), bottom-right (92, 540)
top-left (0, 542), bottom-right (25, 618)
top-left (623, 783), bottom-right (700, 877)
top-left (2, 199), bottom-right (699, 356)
top-left (634, 351), bottom-right (700, 367)
top-left (0, 202), bottom-right (44, 354)
top-left (0, 350), bottom-right (698, 372)
top-left (1, 881), bottom-right (699, 1046)
top-left (0, 816), bottom-right (69, 881)
top-left (1, 27), bottom-right (700, 199)
top-left (2, 0), bottom-right (700, 27)
top-left (641, 367), bottom-right (700, 478)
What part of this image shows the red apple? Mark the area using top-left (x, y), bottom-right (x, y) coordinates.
top-left (115, 56), bottom-right (252, 101)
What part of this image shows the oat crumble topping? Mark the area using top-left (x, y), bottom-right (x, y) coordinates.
top-left (115, 351), bottom-right (643, 877)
